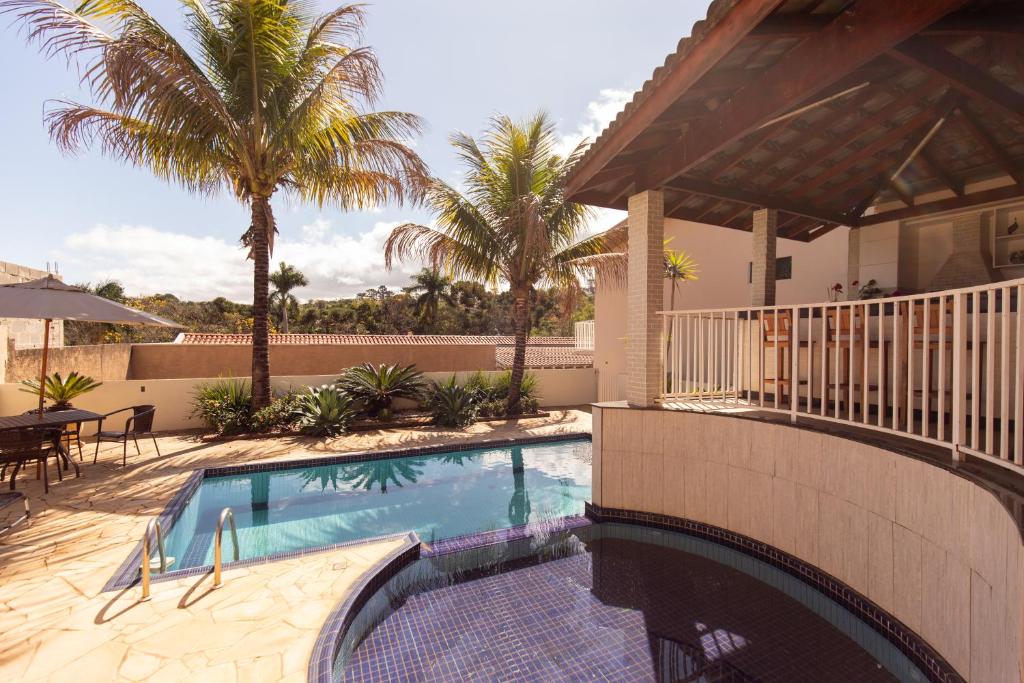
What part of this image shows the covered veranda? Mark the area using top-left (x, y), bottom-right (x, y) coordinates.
top-left (567, 0), bottom-right (1024, 473)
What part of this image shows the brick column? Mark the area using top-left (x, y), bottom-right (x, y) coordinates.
top-left (751, 208), bottom-right (778, 307)
top-left (626, 190), bottom-right (664, 407)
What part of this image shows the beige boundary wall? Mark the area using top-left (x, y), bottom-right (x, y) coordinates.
top-left (0, 368), bottom-right (596, 434)
top-left (5, 343), bottom-right (132, 383)
top-left (592, 404), bottom-right (1024, 682)
top-left (127, 342), bottom-right (498, 379)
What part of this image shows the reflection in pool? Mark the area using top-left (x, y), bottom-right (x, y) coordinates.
top-left (337, 524), bottom-right (927, 682)
top-left (158, 438), bottom-right (591, 569)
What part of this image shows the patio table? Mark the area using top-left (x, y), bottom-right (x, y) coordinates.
top-left (0, 409), bottom-right (104, 478)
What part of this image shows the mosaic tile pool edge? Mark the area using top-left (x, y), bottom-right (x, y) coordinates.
top-left (102, 432), bottom-right (592, 592)
top-left (585, 502), bottom-right (965, 683)
top-left (307, 533), bottom-right (421, 683)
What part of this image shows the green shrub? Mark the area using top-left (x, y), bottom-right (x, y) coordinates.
top-left (251, 392), bottom-right (303, 433)
top-left (493, 370), bottom-right (538, 401)
top-left (191, 379), bottom-right (253, 435)
top-left (294, 385), bottom-right (356, 437)
top-left (463, 371), bottom-right (497, 401)
top-left (477, 398), bottom-right (507, 419)
top-left (20, 371), bottom-right (103, 410)
top-left (337, 363), bottom-right (428, 418)
top-left (428, 376), bottom-right (479, 427)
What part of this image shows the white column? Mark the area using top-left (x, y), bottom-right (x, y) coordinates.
top-left (751, 208), bottom-right (778, 307)
top-left (626, 190), bottom-right (664, 407)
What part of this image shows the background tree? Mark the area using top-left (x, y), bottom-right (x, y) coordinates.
top-left (404, 268), bottom-right (452, 333)
top-left (385, 113), bottom-right (614, 412)
top-left (662, 240), bottom-right (699, 390)
top-left (269, 262), bottom-right (308, 334)
top-left (8, 0), bottom-right (426, 408)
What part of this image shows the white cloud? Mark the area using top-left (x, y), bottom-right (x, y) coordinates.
top-left (58, 219), bottom-right (425, 302)
top-left (557, 89), bottom-right (632, 237)
top-left (556, 88), bottom-right (633, 158)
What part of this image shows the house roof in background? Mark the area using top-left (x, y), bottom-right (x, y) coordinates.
top-left (497, 347), bottom-right (593, 370)
top-left (174, 333), bottom-right (576, 347)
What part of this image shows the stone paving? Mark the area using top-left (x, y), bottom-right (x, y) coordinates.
top-left (0, 409), bottom-right (590, 682)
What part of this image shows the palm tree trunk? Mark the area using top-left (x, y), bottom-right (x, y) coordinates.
top-left (506, 287), bottom-right (530, 414)
top-left (251, 196), bottom-right (273, 409)
top-left (281, 301), bottom-right (290, 335)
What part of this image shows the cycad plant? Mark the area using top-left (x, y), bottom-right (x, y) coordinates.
top-left (20, 371), bottom-right (102, 410)
top-left (385, 113), bottom-right (618, 414)
top-left (6, 0), bottom-right (427, 409)
top-left (337, 363), bottom-right (427, 419)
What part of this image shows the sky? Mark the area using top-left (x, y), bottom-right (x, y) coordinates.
top-left (0, 1), bottom-right (710, 302)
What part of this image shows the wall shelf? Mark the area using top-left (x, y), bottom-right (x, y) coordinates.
top-left (992, 204), bottom-right (1024, 269)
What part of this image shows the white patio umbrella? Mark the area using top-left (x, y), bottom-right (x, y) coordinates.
top-left (0, 276), bottom-right (179, 414)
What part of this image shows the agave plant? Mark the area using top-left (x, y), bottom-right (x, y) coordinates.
top-left (337, 363), bottom-right (428, 418)
top-left (20, 371), bottom-right (102, 410)
top-left (191, 379), bottom-right (253, 435)
top-left (428, 376), bottom-right (479, 428)
top-left (294, 385), bottom-right (355, 437)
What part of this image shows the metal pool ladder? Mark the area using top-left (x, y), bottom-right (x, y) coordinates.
top-left (140, 518), bottom-right (174, 601)
top-left (213, 507), bottom-right (239, 589)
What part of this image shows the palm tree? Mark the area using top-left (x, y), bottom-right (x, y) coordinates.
top-left (663, 241), bottom-right (699, 393)
top-left (663, 240), bottom-right (699, 313)
top-left (269, 262), bottom-right (308, 334)
top-left (385, 113), bottom-right (615, 412)
top-left (7, 0), bottom-right (427, 409)
top-left (404, 268), bottom-right (452, 332)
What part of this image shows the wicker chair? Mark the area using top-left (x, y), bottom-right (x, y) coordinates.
top-left (93, 405), bottom-right (160, 466)
top-left (0, 428), bottom-right (62, 493)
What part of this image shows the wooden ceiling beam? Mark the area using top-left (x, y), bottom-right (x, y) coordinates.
top-left (859, 183), bottom-right (1024, 226)
top-left (637, 0), bottom-right (969, 191)
top-left (913, 148), bottom-right (965, 197)
top-left (752, 6), bottom-right (1024, 38)
top-left (890, 36), bottom-right (1024, 126)
top-left (793, 105), bottom-right (942, 199)
top-left (758, 78), bottom-right (942, 195)
top-left (577, 166), bottom-right (636, 192)
top-left (664, 176), bottom-right (850, 226)
top-left (564, 0), bottom-right (780, 197)
top-left (956, 108), bottom-right (1024, 185)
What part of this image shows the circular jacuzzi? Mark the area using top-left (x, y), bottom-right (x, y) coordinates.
top-left (332, 523), bottom-right (928, 682)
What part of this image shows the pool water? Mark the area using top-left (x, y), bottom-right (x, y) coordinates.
top-left (159, 439), bottom-right (591, 570)
top-left (338, 524), bottom-right (927, 682)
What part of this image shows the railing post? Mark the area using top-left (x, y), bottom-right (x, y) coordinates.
top-left (790, 306), bottom-right (799, 423)
top-left (951, 292), bottom-right (967, 461)
top-left (213, 507), bottom-right (239, 589)
top-left (140, 523), bottom-right (152, 601)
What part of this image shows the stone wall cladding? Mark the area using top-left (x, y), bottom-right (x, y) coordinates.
top-left (626, 191), bottom-right (665, 407)
top-left (751, 208), bottom-right (778, 306)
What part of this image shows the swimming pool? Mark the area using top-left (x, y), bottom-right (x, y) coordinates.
top-left (334, 523), bottom-right (928, 682)
top-left (157, 437), bottom-right (591, 570)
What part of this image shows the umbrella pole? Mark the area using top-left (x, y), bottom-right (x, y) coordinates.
top-left (37, 319), bottom-right (50, 417)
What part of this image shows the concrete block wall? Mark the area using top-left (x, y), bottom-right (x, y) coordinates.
top-left (593, 404), bottom-right (1024, 682)
top-left (0, 262), bottom-right (64, 352)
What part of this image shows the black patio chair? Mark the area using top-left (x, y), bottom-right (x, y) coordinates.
top-left (0, 427), bottom-right (62, 493)
top-left (93, 405), bottom-right (160, 466)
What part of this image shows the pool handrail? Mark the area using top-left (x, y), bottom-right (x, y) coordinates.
top-left (140, 518), bottom-right (168, 601)
top-left (213, 507), bottom-right (239, 589)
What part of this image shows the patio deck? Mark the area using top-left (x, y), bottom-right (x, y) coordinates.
top-left (0, 410), bottom-right (591, 682)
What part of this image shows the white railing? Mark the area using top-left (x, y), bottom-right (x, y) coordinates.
top-left (660, 277), bottom-right (1024, 473)
top-left (575, 320), bottom-right (595, 351)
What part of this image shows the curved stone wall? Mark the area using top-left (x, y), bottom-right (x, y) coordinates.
top-left (592, 404), bottom-right (1024, 682)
